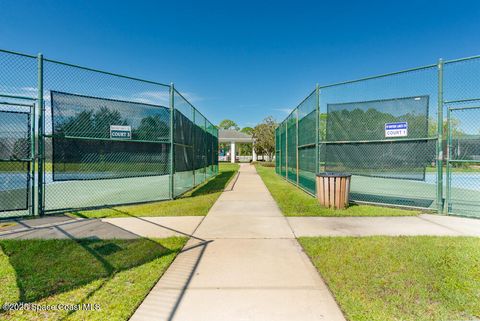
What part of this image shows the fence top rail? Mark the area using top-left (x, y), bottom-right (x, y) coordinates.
top-left (276, 89), bottom-right (316, 128)
top-left (1, 48), bottom-right (170, 88)
top-left (0, 48), bottom-right (37, 59)
top-left (444, 54), bottom-right (480, 64)
top-left (173, 88), bottom-right (195, 109)
top-left (318, 63), bottom-right (437, 90)
top-left (172, 87), bottom-right (217, 130)
top-left (448, 105), bottom-right (480, 111)
top-left (0, 101), bottom-right (33, 108)
top-left (0, 94), bottom-right (37, 101)
top-left (445, 98), bottom-right (480, 104)
top-left (44, 57), bottom-right (170, 88)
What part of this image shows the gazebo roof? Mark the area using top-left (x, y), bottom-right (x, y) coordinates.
top-left (218, 129), bottom-right (254, 143)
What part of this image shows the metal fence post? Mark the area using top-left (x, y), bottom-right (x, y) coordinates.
top-left (37, 53), bottom-right (44, 216)
top-left (30, 102), bottom-right (36, 216)
top-left (204, 117), bottom-right (207, 181)
top-left (215, 126), bottom-right (218, 175)
top-left (285, 120), bottom-right (288, 178)
top-left (445, 106), bottom-right (451, 214)
top-left (278, 128), bottom-right (281, 174)
top-left (170, 83), bottom-right (175, 199)
top-left (315, 84), bottom-right (320, 174)
top-left (437, 58), bottom-right (444, 213)
top-left (296, 108), bottom-right (299, 186)
top-left (192, 108), bottom-right (196, 186)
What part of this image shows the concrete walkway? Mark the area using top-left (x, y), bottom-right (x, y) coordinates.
top-left (288, 214), bottom-right (480, 237)
top-left (131, 164), bottom-right (346, 321)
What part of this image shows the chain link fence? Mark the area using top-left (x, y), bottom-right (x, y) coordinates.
top-left (0, 50), bottom-right (37, 218)
top-left (277, 55), bottom-right (480, 217)
top-left (444, 56), bottom-right (480, 217)
top-left (0, 48), bottom-right (218, 218)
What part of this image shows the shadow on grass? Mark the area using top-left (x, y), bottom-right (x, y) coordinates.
top-left (0, 237), bottom-right (175, 303)
top-left (187, 169), bottom-right (237, 197)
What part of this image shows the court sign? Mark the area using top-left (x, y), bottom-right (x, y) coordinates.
top-left (385, 122), bottom-right (408, 138)
top-left (110, 125), bottom-right (132, 139)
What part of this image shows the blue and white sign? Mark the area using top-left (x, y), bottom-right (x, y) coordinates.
top-left (110, 125), bottom-right (132, 139)
top-left (385, 122), bottom-right (408, 137)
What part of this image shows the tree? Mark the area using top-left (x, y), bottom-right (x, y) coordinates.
top-left (428, 117), bottom-right (463, 138)
top-left (326, 108), bottom-right (428, 141)
top-left (238, 127), bottom-right (254, 156)
top-left (218, 119), bottom-right (239, 131)
top-left (253, 116), bottom-right (277, 160)
top-left (12, 138), bottom-right (29, 159)
top-left (57, 107), bottom-right (127, 138)
top-left (240, 127), bottom-right (254, 135)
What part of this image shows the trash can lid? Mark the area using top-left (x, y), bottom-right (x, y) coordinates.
top-left (316, 172), bottom-right (352, 177)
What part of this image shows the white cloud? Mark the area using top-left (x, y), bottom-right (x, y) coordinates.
top-left (112, 90), bottom-right (203, 106)
top-left (20, 86), bottom-right (37, 93)
top-left (137, 90), bottom-right (170, 102)
top-left (272, 108), bottom-right (293, 114)
top-left (177, 91), bottom-right (204, 103)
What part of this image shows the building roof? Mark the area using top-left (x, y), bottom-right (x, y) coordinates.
top-left (218, 129), bottom-right (254, 143)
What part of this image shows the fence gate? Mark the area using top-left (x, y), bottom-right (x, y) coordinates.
top-left (0, 102), bottom-right (35, 218)
top-left (446, 105), bottom-right (480, 217)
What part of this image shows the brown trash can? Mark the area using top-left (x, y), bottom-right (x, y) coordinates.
top-left (316, 172), bottom-right (352, 209)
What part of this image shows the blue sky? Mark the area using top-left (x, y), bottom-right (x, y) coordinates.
top-left (1, 0), bottom-right (480, 128)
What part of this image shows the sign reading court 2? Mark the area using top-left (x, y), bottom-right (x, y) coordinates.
top-left (385, 122), bottom-right (408, 138)
top-left (110, 125), bottom-right (132, 139)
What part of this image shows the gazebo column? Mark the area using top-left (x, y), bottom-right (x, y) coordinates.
top-left (230, 141), bottom-right (236, 163)
top-left (252, 143), bottom-right (257, 162)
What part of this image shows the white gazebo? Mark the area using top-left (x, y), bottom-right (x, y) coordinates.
top-left (218, 129), bottom-right (256, 163)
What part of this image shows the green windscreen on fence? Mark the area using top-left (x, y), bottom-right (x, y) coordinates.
top-left (297, 91), bottom-right (317, 193)
top-left (286, 113), bottom-right (297, 182)
top-left (173, 89), bottom-right (218, 197)
top-left (205, 121), bottom-right (217, 178)
top-left (275, 127), bottom-right (280, 174)
top-left (52, 91), bottom-right (170, 181)
top-left (194, 110), bottom-right (207, 184)
top-left (279, 124), bottom-right (286, 177)
top-left (325, 96), bottom-right (432, 181)
top-left (173, 90), bottom-right (195, 197)
top-left (174, 110), bottom-right (194, 173)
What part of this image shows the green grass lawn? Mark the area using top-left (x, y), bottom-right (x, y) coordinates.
top-left (69, 163), bottom-right (239, 219)
top-left (299, 236), bottom-right (480, 321)
top-left (0, 237), bottom-right (187, 321)
top-left (255, 165), bottom-right (419, 216)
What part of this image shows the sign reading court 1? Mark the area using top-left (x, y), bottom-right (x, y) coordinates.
top-left (385, 122), bottom-right (408, 138)
top-left (110, 125), bottom-right (132, 139)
